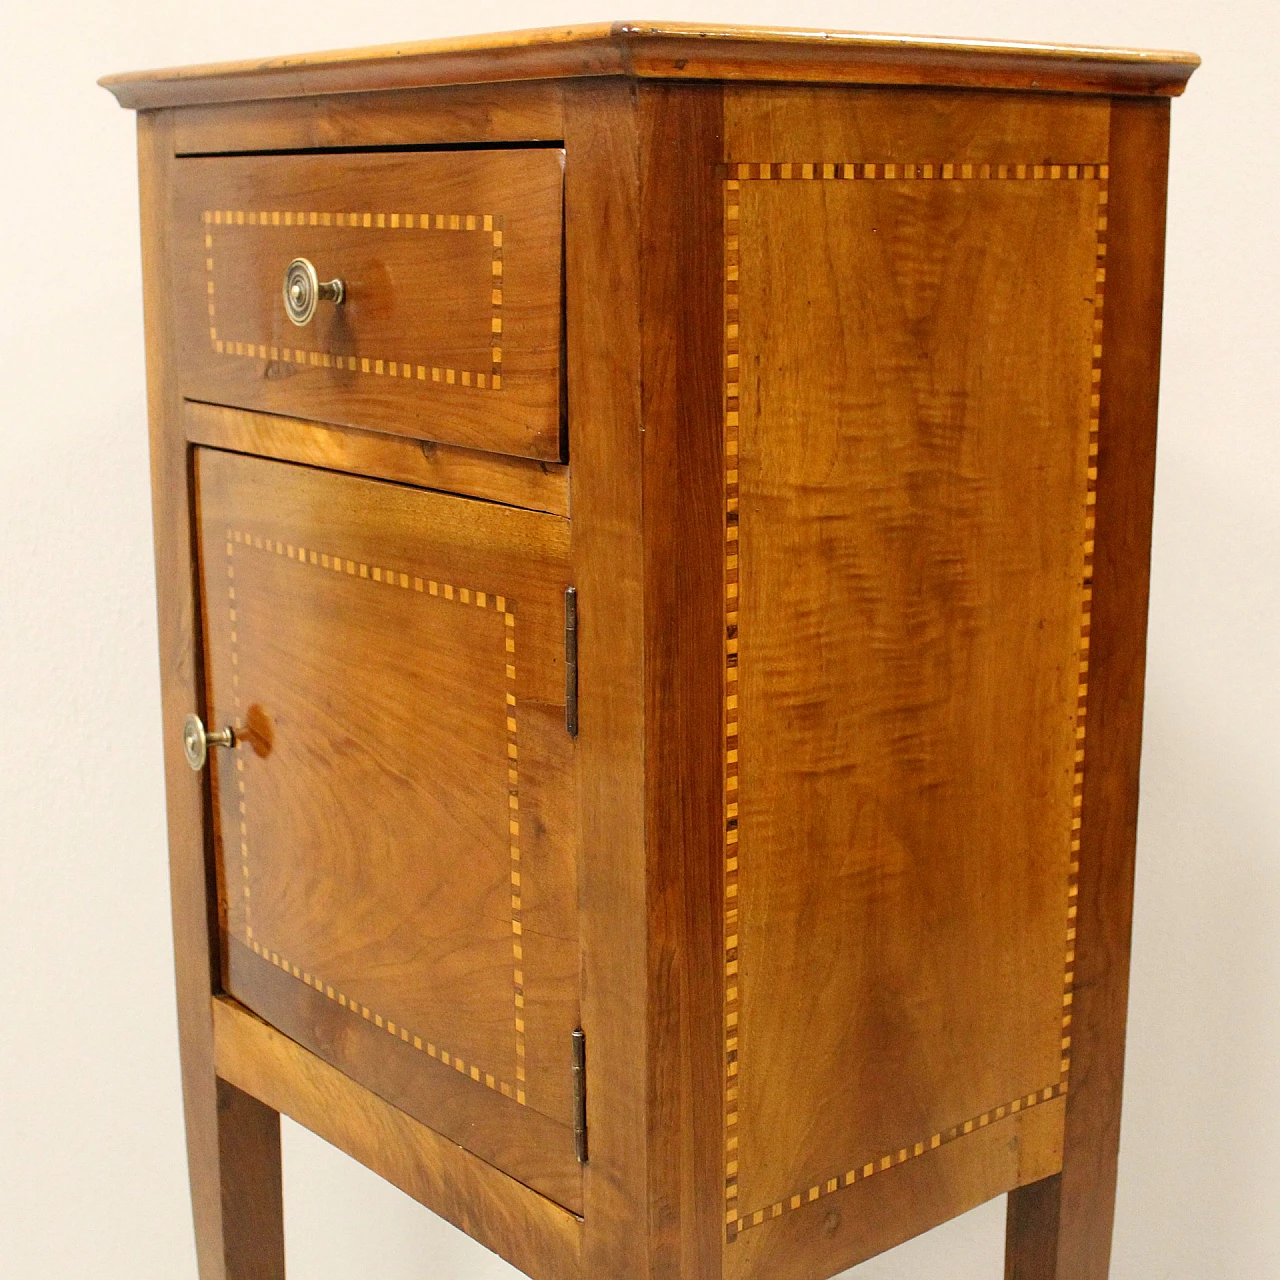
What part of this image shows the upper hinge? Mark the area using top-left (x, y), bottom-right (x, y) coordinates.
top-left (572, 1027), bottom-right (588, 1163)
top-left (564, 586), bottom-right (579, 738)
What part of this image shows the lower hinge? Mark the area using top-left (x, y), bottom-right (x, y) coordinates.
top-left (564, 586), bottom-right (579, 738)
top-left (572, 1027), bottom-right (588, 1163)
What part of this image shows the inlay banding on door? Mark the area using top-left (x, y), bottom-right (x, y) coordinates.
top-left (196, 448), bottom-right (581, 1211)
top-left (224, 527), bottom-right (527, 1102)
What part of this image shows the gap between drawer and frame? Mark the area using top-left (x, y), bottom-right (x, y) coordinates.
top-left (183, 400), bottom-right (570, 517)
top-left (177, 139), bottom-right (564, 158)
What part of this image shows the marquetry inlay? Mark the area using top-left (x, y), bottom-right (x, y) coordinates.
top-left (725, 159), bottom-right (1108, 182)
top-left (224, 528), bottom-right (528, 1105)
top-left (722, 161), bottom-right (1109, 1241)
top-left (203, 208), bottom-right (505, 391)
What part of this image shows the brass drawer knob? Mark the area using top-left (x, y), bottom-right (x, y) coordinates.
top-left (283, 257), bottom-right (344, 326)
top-left (183, 713), bottom-right (235, 772)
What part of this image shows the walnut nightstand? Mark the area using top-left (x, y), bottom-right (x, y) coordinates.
top-left (102, 22), bottom-right (1197, 1280)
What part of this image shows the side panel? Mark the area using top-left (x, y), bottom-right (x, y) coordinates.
top-left (721, 87), bottom-right (1111, 1279)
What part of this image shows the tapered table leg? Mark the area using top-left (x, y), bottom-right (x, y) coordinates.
top-left (138, 105), bottom-right (286, 1280)
top-left (1006, 93), bottom-right (1170, 1280)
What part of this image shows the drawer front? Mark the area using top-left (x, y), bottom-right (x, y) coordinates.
top-left (196, 449), bottom-right (581, 1210)
top-left (175, 149), bottom-right (564, 461)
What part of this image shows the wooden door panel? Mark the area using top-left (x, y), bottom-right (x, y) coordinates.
top-left (723, 160), bottom-right (1103, 1252)
top-left (195, 449), bottom-right (580, 1211)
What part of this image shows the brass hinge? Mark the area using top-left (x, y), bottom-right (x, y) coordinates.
top-left (572, 1027), bottom-right (588, 1163)
top-left (564, 587), bottom-right (579, 738)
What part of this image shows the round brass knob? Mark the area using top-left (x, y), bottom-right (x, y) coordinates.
top-left (183, 713), bottom-right (235, 772)
top-left (282, 257), bottom-right (344, 327)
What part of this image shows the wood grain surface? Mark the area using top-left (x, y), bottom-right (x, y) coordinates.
top-left (137, 108), bottom-right (288, 1280)
top-left (561, 78), bottom-right (652, 1279)
top-left (172, 80), bottom-right (565, 155)
top-left (213, 997), bottom-right (583, 1280)
top-left (722, 89), bottom-right (1106, 1270)
top-left (637, 81), bottom-right (728, 1280)
top-left (731, 1097), bottom-right (1065, 1280)
top-left (723, 84), bottom-right (1111, 166)
top-left (196, 449), bottom-right (581, 1210)
top-left (174, 148), bottom-right (564, 461)
top-left (184, 400), bottom-right (569, 516)
top-left (1007, 1171), bottom-right (1064, 1279)
top-left (100, 21), bottom-right (1198, 110)
top-left (1005, 96), bottom-right (1173, 1280)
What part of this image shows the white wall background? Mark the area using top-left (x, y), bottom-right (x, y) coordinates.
top-left (1, 2), bottom-right (1275, 1277)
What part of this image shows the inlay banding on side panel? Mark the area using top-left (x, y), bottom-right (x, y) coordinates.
top-left (174, 148), bottom-right (565, 462)
top-left (723, 161), bottom-right (1108, 1242)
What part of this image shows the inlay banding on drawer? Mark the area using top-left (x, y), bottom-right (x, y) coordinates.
top-left (176, 148), bottom-right (564, 462)
top-left (204, 207), bottom-right (506, 391)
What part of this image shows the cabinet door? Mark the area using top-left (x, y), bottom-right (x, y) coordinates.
top-left (195, 449), bottom-right (580, 1211)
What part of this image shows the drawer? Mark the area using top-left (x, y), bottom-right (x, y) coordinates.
top-left (174, 149), bottom-right (564, 462)
top-left (195, 448), bottom-right (581, 1210)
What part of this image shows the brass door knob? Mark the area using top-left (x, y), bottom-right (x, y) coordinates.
top-left (283, 257), bottom-right (344, 326)
top-left (183, 713), bottom-right (235, 772)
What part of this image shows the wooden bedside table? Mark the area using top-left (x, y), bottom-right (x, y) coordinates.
top-left (101, 22), bottom-right (1198, 1280)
